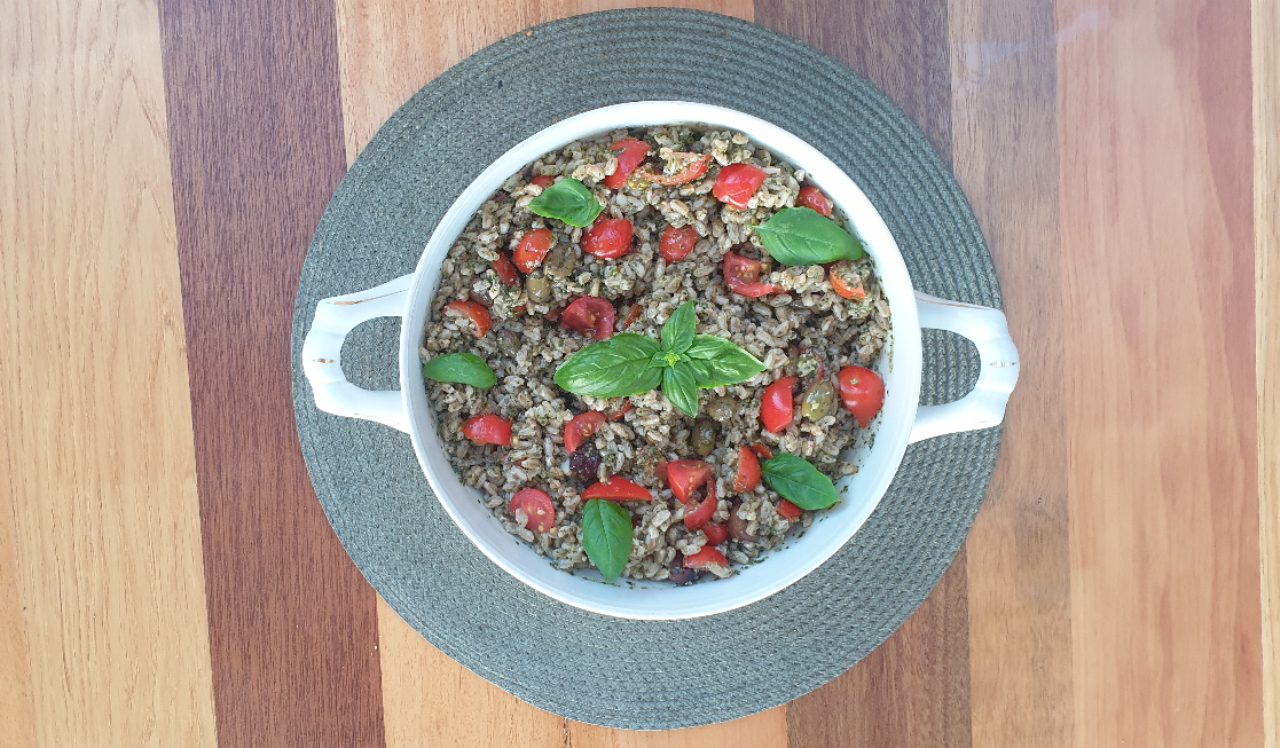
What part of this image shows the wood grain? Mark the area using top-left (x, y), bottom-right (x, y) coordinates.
top-left (0, 0), bottom-right (218, 745)
top-left (1056, 0), bottom-right (1262, 745)
top-left (948, 0), bottom-right (1073, 745)
top-left (157, 0), bottom-right (386, 745)
top-left (1256, 0), bottom-right (1280, 743)
top-left (567, 708), bottom-right (786, 747)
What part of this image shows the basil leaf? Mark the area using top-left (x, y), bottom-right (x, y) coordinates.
top-left (684, 334), bottom-right (767, 387)
top-left (554, 333), bottom-right (662, 397)
top-left (580, 499), bottom-right (633, 581)
top-left (660, 300), bottom-right (696, 353)
top-left (527, 178), bottom-right (604, 227)
top-left (421, 352), bottom-right (497, 389)
top-left (754, 207), bottom-right (865, 265)
top-left (760, 454), bottom-right (840, 510)
top-left (661, 364), bottom-right (699, 417)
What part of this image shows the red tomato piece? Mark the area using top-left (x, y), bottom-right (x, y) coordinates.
top-left (608, 401), bottom-right (633, 421)
top-left (621, 303), bottom-right (643, 329)
top-left (445, 300), bottom-right (492, 338)
top-left (796, 185), bottom-right (833, 216)
top-left (462, 414), bottom-right (511, 446)
top-left (513, 227), bottom-right (553, 273)
top-left (490, 253), bottom-right (519, 286)
top-left (829, 260), bottom-right (866, 300)
top-left (667, 460), bottom-right (711, 504)
top-left (633, 153), bottom-right (711, 185)
top-left (733, 446), bottom-right (760, 492)
top-left (776, 499), bottom-right (802, 521)
top-left (684, 479), bottom-right (717, 530)
top-left (702, 521), bottom-right (727, 546)
top-left (509, 488), bottom-right (556, 533)
top-left (563, 410), bottom-right (606, 454)
top-left (747, 443), bottom-right (774, 461)
top-left (603, 138), bottom-right (651, 189)
top-left (560, 296), bottom-right (616, 341)
top-left (654, 459), bottom-right (669, 486)
top-left (581, 218), bottom-right (633, 259)
top-left (685, 545), bottom-right (728, 570)
top-left (760, 376), bottom-right (796, 433)
top-left (581, 476), bottom-right (651, 501)
top-left (837, 365), bottom-right (885, 428)
top-left (658, 224), bottom-right (698, 263)
top-left (722, 251), bottom-right (778, 297)
top-left (713, 162), bottom-right (766, 209)
top-left (530, 174), bottom-right (555, 188)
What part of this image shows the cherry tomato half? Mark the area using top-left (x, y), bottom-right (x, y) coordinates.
top-left (760, 376), bottom-right (796, 433)
top-left (747, 443), bottom-right (774, 461)
top-left (513, 227), bottom-right (553, 273)
top-left (683, 479), bottom-right (717, 530)
top-left (713, 162), bottom-right (766, 209)
top-left (837, 365), bottom-right (885, 428)
top-left (659, 224), bottom-right (698, 263)
top-left (633, 153), bottom-right (711, 185)
top-left (564, 410), bottom-right (606, 454)
top-left (581, 476), bottom-right (651, 501)
top-left (667, 459), bottom-right (711, 504)
top-left (702, 521), bottom-right (727, 546)
top-left (530, 174), bottom-right (555, 188)
top-left (776, 499), bottom-right (802, 522)
top-left (722, 251), bottom-right (778, 297)
top-left (733, 446), bottom-right (760, 492)
top-left (829, 260), bottom-right (866, 300)
top-left (490, 253), bottom-right (519, 286)
top-left (796, 185), bottom-right (832, 216)
top-left (509, 488), bottom-right (556, 533)
top-left (462, 414), bottom-right (511, 446)
top-left (581, 218), bottom-right (633, 259)
top-left (603, 138), bottom-right (651, 189)
top-left (685, 545), bottom-right (728, 570)
top-left (560, 296), bottom-right (616, 341)
top-left (444, 300), bottom-right (492, 338)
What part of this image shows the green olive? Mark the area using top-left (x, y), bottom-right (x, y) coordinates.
top-left (543, 242), bottom-right (578, 279)
top-left (801, 380), bottom-right (836, 421)
top-left (691, 418), bottom-right (717, 456)
top-left (706, 396), bottom-right (736, 422)
top-left (524, 273), bottom-right (552, 303)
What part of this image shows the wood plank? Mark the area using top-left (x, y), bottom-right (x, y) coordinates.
top-left (1256, 0), bottom-right (1280, 743)
top-left (333, 1), bottom-right (778, 745)
top-left (753, 2), bottom-right (970, 746)
top-left (156, 0), bottom-right (386, 745)
top-left (0, 0), bottom-right (218, 745)
top-left (1056, 0), bottom-right (1262, 745)
top-left (947, 0), bottom-right (1073, 746)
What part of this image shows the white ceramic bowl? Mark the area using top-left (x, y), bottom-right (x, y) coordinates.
top-left (301, 101), bottom-right (1018, 620)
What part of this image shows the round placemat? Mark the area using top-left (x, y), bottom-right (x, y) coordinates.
top-left (291, 8), bottom-right (1000, 729)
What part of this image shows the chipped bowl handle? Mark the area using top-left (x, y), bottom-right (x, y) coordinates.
top-left (908, 292), bottom-right (1020, 444)
top-left (301, 274), bottom-right (413, 434)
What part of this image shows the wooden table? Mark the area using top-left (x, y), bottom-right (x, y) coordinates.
top-left (2, 0), bottom-right (1274, 745)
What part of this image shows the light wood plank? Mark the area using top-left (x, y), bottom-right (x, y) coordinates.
top-left (948, 0), bottom-right (1073, 745)
top-left (1256, 0), bottom-right (1280, 743)
top-left (1056, 0), bottom-right (1262, 745)
top-left (0, 0), bottom-right (218, 745)
top-left (567, 709), bottom-right (786, 748)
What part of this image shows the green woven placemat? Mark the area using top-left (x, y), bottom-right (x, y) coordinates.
top-left (291, 8), bottom-right (999, 729)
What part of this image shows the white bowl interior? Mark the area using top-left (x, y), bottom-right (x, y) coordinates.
top-left (401, 102), bottom-right (922, 620)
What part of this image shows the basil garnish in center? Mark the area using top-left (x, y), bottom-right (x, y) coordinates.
top-left (580, 498), bottom-right (633, 581)
top-left (754, 207), bottom-right (865, 265)
top-left (760, 453), bottom-right (840, 510)
top-left (421, 352), bottom-right (497, 389)
top-left (527, 178), bottom-right (604, 227)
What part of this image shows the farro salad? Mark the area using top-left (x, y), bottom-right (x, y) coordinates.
top-left (420, 125), bottom-right (889, 584)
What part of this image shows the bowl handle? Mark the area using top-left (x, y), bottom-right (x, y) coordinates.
top-left (300, 274), bottom-right (413, 434)
top-left (908, 292), bottom-right (1020, 444)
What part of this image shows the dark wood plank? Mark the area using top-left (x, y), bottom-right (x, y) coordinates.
top-left (157, 1), bottom-right (386, 745)
top-left (946, 0), bottom-right (1073, 745)
top-left (754, 4), bottom-right (968, 746)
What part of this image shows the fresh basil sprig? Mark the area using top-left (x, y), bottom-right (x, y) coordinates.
top-left (527, 178), bottom-right (604, 227)
top-left (760, 453), bottom-right (840, 510)
top-left (754, 207), bottom-right (864, 265)
top-left (421, 352), bottom-right (497, 389)
top-left (553, 301), bottom-right (765, 417)
top-left (580, 498), bottom-right (633, 581)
